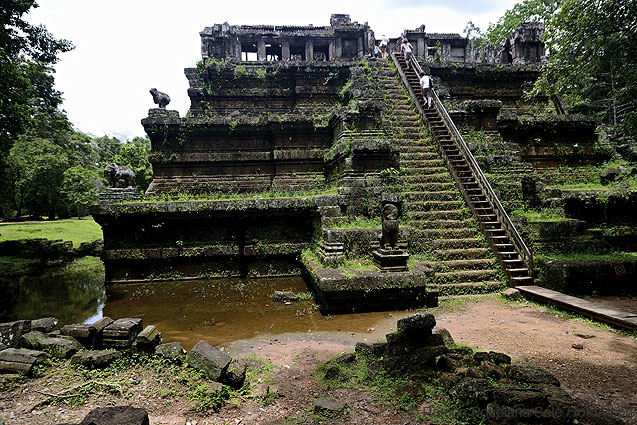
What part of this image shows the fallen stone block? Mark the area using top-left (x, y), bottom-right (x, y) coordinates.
top-left (60, 323), bottom-right (97, 348)
top-left (155, 341), bottom-right (186, 361)
top-left (19, 330), bottom-right (82, 358)
top-left (314, 396), bottom-right (346, 414)
top-left (502, 287), bottom-right (522, 300)
top-left (507, 364), bottom-right (560, 386)
top-left (0, 320), bottom-right (31, 347)
top-left (103, 318), bottom-right (142, 338)
top-left (0, 347), bottom-right (48, 374)
top-left (31, 317), bottom-right (59, 333)
top-left (103, 318), bottom-right (142, 349)
top-left (433, 328), bottom-right (454, 346)
top-left (187, 340), bottom-right (231, 381)
top-left (449, 377), bottom-right (493, 408)
top-left (491, 387), bottom-right (549, 408)
top-left (90, 316), bottom-right (114, 349)
top-left (397, 313), bottom-right (436, 333)
top-left (132, 325), bottom-right (162, 354)
top-left (78, 406), bottom-right (149, 425)
top-left (222, 358), bottom-right (247, 389)
top-left (71, 350), bottom-right (121, 369)
top-left (474, 351), bottom-right (511, 365)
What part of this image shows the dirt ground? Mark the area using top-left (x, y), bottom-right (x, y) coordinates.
top-left (1, 296), bottom-right (636, 425)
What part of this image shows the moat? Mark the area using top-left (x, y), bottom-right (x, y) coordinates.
top-left (1, 268), bottom-right (409, 350)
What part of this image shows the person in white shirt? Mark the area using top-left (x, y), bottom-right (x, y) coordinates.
top-left (400, 39), bottom-right (414, 69)
top-left (380, 35), bottom-right (389, 59)
top-left (419, 74), bottom-right (434, 108)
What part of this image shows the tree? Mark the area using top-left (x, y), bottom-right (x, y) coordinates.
top-left (533, 0), bottom-right (637, 136)
top-left (6, 137), bottom-right (69, 219)
top-left (112, 137), bottom-right (153, 192)
top-left (62, 166), bottom-right (100, 218)
top-left (93, 135), bottom-right (123, 166)
top-left (0, 1), bottom-right (73, 158)
top-left (485, 0), bottom-right (562, 45)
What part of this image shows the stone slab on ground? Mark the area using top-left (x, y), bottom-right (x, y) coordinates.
top-left (0, 347), bottom-right (47, 374)
top-left (19, 330), bottom-right (82, 358)
top-left (103, 318), bottom-right (142, 349)
top-left (517, 285), bottom-right (637, 330)
top-left (71, 350), bottom-right (122, 369)
top-left (60, 324), bottom-right (97, 339)
top-left (0, 320), bottom-right (31, 347)
top-left (507, 364), bottom-right (560, 386)
top-left (155, 342), bottom-right (186, 361)
top-left (187, 340), bottom-right (231, 381)
top-left (78, 406), bottom-right (149, 425)
top-left (91, 317), bottom-right (114, 333)
top-left (313, 396), bottom-right (346, 413)
top-left (31, 317), bottom-right (58, 333)
top-left (502, 287), bottom-right (522, 300)
top-left (222, 358), bottom-right (247, 389)
top-left (132, 325), bottom-right (161, 353)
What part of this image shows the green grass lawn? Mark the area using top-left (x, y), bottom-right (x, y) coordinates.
top-left (0, 218), bottom-right (102, 247)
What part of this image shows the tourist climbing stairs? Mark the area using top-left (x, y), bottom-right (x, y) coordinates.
top-left (374, 64), bottom-right (500, 295)
top-left (388, 52), bottom-right (534, 287)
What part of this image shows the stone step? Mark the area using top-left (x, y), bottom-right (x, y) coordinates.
top-left (406, 200), bottom-right (466, 212)
top-left (431, 237), bottom-right (484, 250)
top-left (402, 167), bottom-right (449, 176)
top-left (400, 159), bottom-right (445, 168)
top-left (399, 145), bottom-right (437, 153)
top-left (406, 182), bottom-right (459, 192)
top-left (400, 152), bottom-right (440, 160)
top-left (430, 281), bottom-right (505, 296)
top-left (403, 173), bottom-right (454, 184)
top-left (425, 258), bottom-right (498, 271)
top-left (432, 269), bottom-right (501, 284)
top-left (409, 228), bottom-right (478, 239)
top-left (404, 191), bottom-right (458, 201)
top-left (433, 247), bottom-right (492, 260)
top-left (407, 209), bottom-right (470, 220)
top-left (409, 218), bottom-right (474, 229)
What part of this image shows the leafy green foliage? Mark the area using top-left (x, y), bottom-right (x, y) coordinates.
top-left (112, 137), bottom-right (153, 191)
top-left (61, 166), bottom-right (100, 218)
top-left (5, 136), bottom-right (69, 219)
top-left (0, 0), bottom-right (73, 158)
top-left (485, 0), bottom-right (561, 46)
top-left (533, 0), bottom-right (637, 136)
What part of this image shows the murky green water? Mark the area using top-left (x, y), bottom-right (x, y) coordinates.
top-left (103, 277), bottom-right (390, 350)
top-left (1, 260), bottom-right (395, 350)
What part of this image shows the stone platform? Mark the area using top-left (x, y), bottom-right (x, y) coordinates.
top-left (302, 254), bottom-right (436, 314)
top-left (92, 196), bottom-right (342, 283)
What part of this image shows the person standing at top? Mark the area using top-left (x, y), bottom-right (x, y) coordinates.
top-left (380, 35), bottom-right (389, 58)
top-left (419, 73), bottom-right (434, 108)
top-left (400, 39), bottom-right (414, 69)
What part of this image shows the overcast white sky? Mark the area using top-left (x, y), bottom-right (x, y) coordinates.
top-left (27, 0), bottom-right (518, 140)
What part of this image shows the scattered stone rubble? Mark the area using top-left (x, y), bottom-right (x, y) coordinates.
top-left (0, 316), bottom-right (247, 391)
top-left (351, 313), bottom-right (624, 425)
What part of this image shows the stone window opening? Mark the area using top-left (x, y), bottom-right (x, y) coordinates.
top-left (313, 44), bottom-right (329, 61)
top-left (265, 43), bottom-right (282, 61)
top-left (240, 42), bottom-right (258, 61)
top-left (290, 44), bottom-right (306, 61)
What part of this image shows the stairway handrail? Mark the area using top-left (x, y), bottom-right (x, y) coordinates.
top-left (391, 51), bottom-right (534, 276)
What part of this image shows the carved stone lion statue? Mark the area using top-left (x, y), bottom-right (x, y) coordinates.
top-left (104, 163), bottom-right (135, 188)
top-left (379, 203), bottom-right (400, 250)
top-left (149, 88), bottom-right (171, 108)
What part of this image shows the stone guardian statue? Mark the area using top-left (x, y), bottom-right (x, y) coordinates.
top-left (149, 88), bottom-right (171, 108)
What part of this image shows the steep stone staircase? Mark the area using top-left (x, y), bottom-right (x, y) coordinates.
top-left (376, 64), bottom-right (505, 295)
top-left (390, 52), bottom-right (534, 287)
